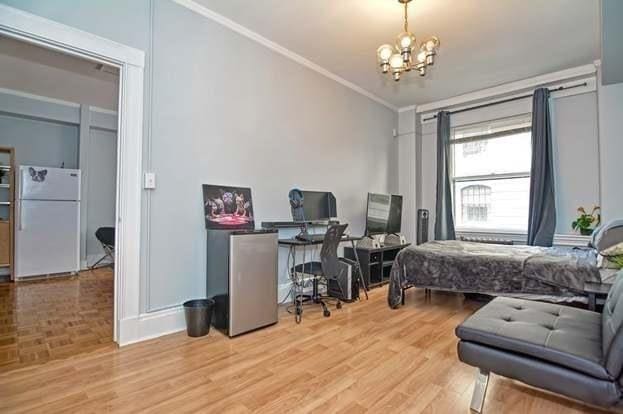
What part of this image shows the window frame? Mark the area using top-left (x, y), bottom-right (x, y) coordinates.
top-left (449, 119), bottom-right (532, 233)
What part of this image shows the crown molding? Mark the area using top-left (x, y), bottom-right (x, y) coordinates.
top-left (172, 0), bottom-right (397, 112)
top-left (415, 64), bottom-right (597, 114)
top-left (398, 105), bottom-right (417, 113)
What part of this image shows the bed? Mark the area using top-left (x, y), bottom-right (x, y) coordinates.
top-left (387, 240), bottom-right (601, 308)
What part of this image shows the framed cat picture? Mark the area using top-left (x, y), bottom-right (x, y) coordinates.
top-left (202, 184), bottom-right (255, 230)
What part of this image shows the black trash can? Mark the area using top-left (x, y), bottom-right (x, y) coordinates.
top-left (183, 298), bottom-right (215, 337)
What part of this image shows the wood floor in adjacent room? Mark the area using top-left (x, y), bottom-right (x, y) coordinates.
top-left (0, 268), bottom-right (114, 371)
top-left (0, 281), bottom-right (610, 413)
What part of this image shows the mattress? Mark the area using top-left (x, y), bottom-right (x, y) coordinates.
top-left (388, 240), bottom-right (600, 308)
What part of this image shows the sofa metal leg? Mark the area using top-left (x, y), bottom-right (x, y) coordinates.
top-left (470, 369), bottom-right (489, 413)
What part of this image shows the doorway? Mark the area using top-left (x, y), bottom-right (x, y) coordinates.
top-left (0, 35), bottom-right (119, 369)
top-left (0, 4), bottom-right (145, 350)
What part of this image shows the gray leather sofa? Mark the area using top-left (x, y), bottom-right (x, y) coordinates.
top-left (456, 271), bottom-right (623, 412)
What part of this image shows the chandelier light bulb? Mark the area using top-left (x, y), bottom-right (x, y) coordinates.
top-left (424, 36), bottom-right (440, 53)
top-left (377, 44), bottom-right (394, 73)
top-left (396, 32), bottom-right (416, 52)
top-left (389, 53), bottom-right (405, 70)
top-left (377, 44), bottom-right (394, 62)
top-left (416, 49), bottom-right (427, 64)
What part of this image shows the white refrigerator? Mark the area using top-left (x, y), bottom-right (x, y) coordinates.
top-left (15, 166), bottom-right (81, 278)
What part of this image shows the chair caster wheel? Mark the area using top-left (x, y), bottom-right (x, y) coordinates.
top-left (295, 307), bottom-right (302, 324)
top-left (336, 302), bottom-right (342, 309)
top-left (323, 309), bottom-right (331, 317)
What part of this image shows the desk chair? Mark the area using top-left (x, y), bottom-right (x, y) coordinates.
top-left (91, 227), bottom-right (115, 269)
top-left (292, 223), bottom-right (354, 318)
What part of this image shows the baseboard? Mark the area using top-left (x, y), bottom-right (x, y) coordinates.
top-left (118, 305), bottom-right (186, 346)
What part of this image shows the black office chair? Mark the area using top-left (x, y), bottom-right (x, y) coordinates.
top-left (91, 227), bottom-right (115, 269)
top-left (292, 223), bottom-right (353, 318)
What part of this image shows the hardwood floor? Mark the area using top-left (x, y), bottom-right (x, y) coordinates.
top-left (0, 268), bottom-right (113, 371)
top-left (0, 283), bottom-right (611, 413)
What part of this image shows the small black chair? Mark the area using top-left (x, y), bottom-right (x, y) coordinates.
top-left (91, 227), bottom-right (115, 269)
top-left (292, 224), bottom-right (353, 318)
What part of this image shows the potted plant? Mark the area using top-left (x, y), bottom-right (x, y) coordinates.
top-left (572, 206), bottom-right (601, 236)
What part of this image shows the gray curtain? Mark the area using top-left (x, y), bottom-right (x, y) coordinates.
top-left (434, 111), bottom-right (456, 240)
top-left (527, 88), bottom-right (556, 246)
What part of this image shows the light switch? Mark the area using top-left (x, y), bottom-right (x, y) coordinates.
top-left (144, 172), bottom-right (156, 189)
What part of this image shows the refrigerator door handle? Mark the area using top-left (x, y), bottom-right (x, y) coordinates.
top-left (17, 201), bottom-right (22, 231)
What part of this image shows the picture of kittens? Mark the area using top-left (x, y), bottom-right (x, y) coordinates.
top-left (202, 185), bottom-right (254, 230)
top-left (235, 193), bottom-right (250, 217)
top-left (221, 191), bottom-right (235, 214)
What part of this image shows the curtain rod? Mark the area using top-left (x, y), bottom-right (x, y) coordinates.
top-left (422, 82), bottom-right (588, 122)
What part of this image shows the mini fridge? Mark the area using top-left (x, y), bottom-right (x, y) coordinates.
top-left (206, 229), bottom-right (278, 337)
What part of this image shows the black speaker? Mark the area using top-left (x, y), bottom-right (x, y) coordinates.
top-left (417, 209), bottom-right (429, 245)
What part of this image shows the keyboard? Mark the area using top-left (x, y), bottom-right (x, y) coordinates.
top-left (295, 234), bottom-right (326, 242)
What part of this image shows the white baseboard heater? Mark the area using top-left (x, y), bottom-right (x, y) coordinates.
top-left (459, 235), bottom-right (514, 245)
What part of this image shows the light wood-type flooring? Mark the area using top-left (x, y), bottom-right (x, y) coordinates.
top-left (0, 275), bottom-right (611, 413)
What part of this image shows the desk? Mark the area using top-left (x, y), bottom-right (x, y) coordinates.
top-left (279, 235), bottom-right (367, 323)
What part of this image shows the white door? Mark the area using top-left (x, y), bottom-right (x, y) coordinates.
top-left (15, 200), bottom-right (80, 278)
top-left (20, 166), bottom-right (81, 201)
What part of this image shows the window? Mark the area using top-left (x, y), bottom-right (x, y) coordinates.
top-left (451, 115), bottom-right (531, 232)
top-left (461, 185), bottom-right (491, 222)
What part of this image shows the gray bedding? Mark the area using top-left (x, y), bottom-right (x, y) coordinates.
top-left (388, 240), bottom-right (600, 308)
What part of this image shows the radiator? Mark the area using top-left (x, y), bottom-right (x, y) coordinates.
top-left (459, 235), bottom-right (514, 245)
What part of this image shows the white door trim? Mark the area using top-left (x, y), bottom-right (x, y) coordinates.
top-left (0, 4), bottom-right (144, 345)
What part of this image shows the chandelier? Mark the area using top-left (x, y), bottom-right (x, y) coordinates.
top-left (376, 0), bottom-right (440, 81)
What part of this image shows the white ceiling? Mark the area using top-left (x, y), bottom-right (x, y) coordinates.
top-left (194, 0), bottom-right (600, 109)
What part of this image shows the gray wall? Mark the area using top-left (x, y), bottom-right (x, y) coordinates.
top-left (0, 114), bottom-right (78, 168)
top-left (598, 81), bottom-right (623, 220)
top-left (415, 91), bottom-right (602, 239)
top-left (1, 0), bottom-right (397, 312)
top-left (86, 127), bottom-right (117, 262)
top-left (601, 0), bottom-right (623, 85)
top-left (147, 1), bottom-right (396, 309)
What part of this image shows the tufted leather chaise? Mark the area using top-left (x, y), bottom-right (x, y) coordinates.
top-left (456, 270), bottom-right (623, 412)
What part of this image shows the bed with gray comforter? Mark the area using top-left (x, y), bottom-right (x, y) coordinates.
top-left (388, 240), bottom-right (600, 308)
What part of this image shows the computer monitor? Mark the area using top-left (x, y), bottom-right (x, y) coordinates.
top-left (387, 194), bottom-right (403, 234)
top-left (203, 184), bottom-right (255, 230)
top-left (289, 189), bottom-right (337, 221)
top-left (365, 193), bottom-right (391, 235)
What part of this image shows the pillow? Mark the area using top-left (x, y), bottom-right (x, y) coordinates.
top-left (599, 242), bottom-right (623, 269)
top-left (592, 219), bottom-right (623, 252)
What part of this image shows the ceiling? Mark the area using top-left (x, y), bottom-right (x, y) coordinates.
top-left (194, 0), bottom-right (600, 109)
top-left (0, 35), bottom-right (119, 109)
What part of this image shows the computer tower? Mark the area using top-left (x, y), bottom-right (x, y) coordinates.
top-left (327, 260), bottom-right (359, 302)
top-left (417, 209), bottom-right (429, 245)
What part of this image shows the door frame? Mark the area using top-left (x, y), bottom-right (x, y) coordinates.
top-left (0, 4), bottom-right (144, 345)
